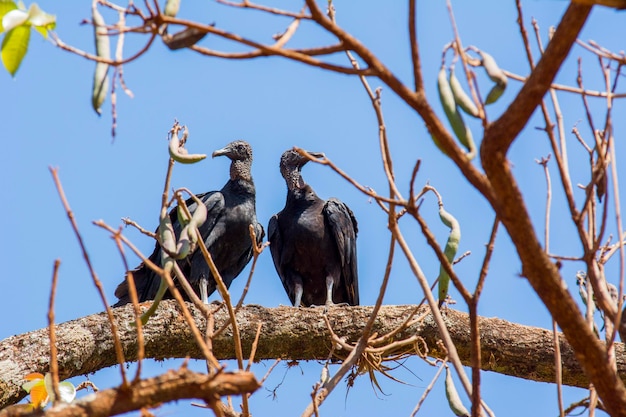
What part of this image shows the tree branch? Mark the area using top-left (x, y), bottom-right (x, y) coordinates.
top-left (0, 367), bottom-right (259, 417)
top-left (1, 302), bottom-right (624, 409)
top-left (483, 3), bottom-right (593, 154)
top-left (480, 3), bottom-right (626, 415)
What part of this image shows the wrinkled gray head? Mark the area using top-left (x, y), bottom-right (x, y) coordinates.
top-left (279, 149), bottom-right (324, 179)
top-left (279, 149), bottom-right (324, 191)
top-left (213, 140), bottom-right (254, 181)
top-left (212, 140), bottom-right (253, 162)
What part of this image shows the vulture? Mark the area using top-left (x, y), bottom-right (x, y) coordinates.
top-left (114, 140), bottom-right (264, 306)
top-left (268, 149), bottom-right (359, 307)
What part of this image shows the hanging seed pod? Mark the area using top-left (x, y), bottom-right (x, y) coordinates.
top-left (136, 258), bottom-right (173, 325)
top-left (436, 66), bottom-right (476, 159)
top-left (188, 193), bottom-right (207, 229)
top-left (91, 4), bottom-right (110, 115)
top-left (445, 366), bottom-right (470, 417)
top-left (478, 50), bottom-right (507, 86)
top-left (485, 82), bottom-right (506, 105)
top-left (172, 225), bottom-right (192, 259)
top-left (479, 50), bottom-right (507, 105)
top-left (158, 212), bottom-right (177, 255)
top-left (437, 204), bottom-right (461, 308)
top-left (168, 127), bottom-right (207, 163)
top-left (449, 68), bottom-right (479, 118)
top-left (176, 200), bottom-right (192, 227)
top-left (164, 0), bottom-right (180, 17)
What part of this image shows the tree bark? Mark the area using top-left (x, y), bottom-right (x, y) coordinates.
top-left (1, 301), bottom-right (623, 408)
top-left (0, 368), bottom-right (258, 417)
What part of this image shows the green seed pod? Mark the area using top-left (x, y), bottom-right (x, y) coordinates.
top-left (168, 134), bottom-right (207, 164)
top-left (437, 66), bottom-right (476, 159)
top-left (479, 50), bottom-right (507, 87)
top-left (91, 5), bottom-right (110, 115)
top-left (437, 205), bottom-right (461, 308)
top-left (485, 82), bottom-right (505, 105)
top-left (158, 213), bottom-right (177, 255)
top-left (449, 69), bottom-right (479, 118)
top-left (172, 225), bottom-right (192, 259)
top-left (430, 134), bottom-right (450, 156)
top-left (176, 201), bottom-right (191, 228)
top-left (188, 194), bottom-right (208, 229)
top-left (184, 194), bottom-right (208, 247)
top-left (136, 259), bottom-right (172, 325)
top-left (445, 366), bottom-right (470, 417)
top-left (164, 0), bottom-right (180, 17)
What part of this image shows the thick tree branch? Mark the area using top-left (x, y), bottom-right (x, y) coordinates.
top-left (481, 3), bottom-right (626, 416)
top-left (483, 3), bottom-right (592, 154)
top-left (304, 0), bottom-right (495, 204)
top-left (1, 302), bottom-right (624, 409)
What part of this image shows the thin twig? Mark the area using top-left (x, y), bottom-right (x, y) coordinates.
top-left (160, 16), bottom-right (373, 76)
top-left (50, 167), bottom-right (128, 387)
top-left (194, 233), bottom-right (250, 415)
top-left (409, 359), bottom-right (447, 417)
top-left (474, 219), bottom-right (499, 301)
top-left (295, 149), bottom-right (403, 207)
top-left (448, 0), bottom-right (484, 123)
top-left (217, 0), bottom-right (310, 19)
top-left (94, 219), bottom-right (221, 371)
top-left (112, 230), bottom-right (145, 382)
top-left (502, 70), bottom-right (626, 98)
top-left (245, 322), bottom-right (264, 372)
top-left (408, 0), bottom-right (422, 92)
top-left (48, 260), bottom-right (62, 404)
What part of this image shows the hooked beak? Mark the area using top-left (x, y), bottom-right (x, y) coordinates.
top-left (305, 151), bottom-right (325, 160)
top-left (212, 146), bottom-right (230, 158)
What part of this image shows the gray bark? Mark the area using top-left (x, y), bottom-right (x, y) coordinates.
top-left (1, 301), bottom-right (623, 408)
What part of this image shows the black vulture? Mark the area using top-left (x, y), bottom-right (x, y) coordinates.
top-left (268, 149), bottom-right (359, 307)
top-left (114, 140), bottom-right (264, 306)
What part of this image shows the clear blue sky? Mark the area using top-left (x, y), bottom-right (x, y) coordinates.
top-left (3, 1), bottom-right (625, 415)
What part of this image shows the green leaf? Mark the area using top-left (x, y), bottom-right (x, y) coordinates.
top-left (1, 24), bottom-right (30, 76)
top-left (33, 25), bottom-right (46, 38)
top-left (0, 1), bottom-right (18, 32)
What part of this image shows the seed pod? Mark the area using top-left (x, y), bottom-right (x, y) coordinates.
top-left (184, 193), bottom-right (208, 245)
top-left (430, 134), bottom-right (449, 156)
top-left (449, 69), bottom-right (479, 118)
top-left (136, 259), bottom-right (172, 325)
top-left (176, 200), bottom-right (192, 227)
top-left (172, 225), bottom-right (192, 259)
top-left (168, 133), bottom-right (207, 163)
top-left (478, 50), bottom-right (507, 87)
top-left (188, 193), bottom-right (208, 229)
top-left (485, 82), bottom-right (505, 105)
top-left (437, 204), bottom-right (461, 308)
top-left (91, 5), bottom-right (110, 115)
top-left (158, 212), bottom-right (177, 255)
top-left (436, 66), bottom-right (476, 159)
top-left (445, 366), bottom-right (470, 417)
top-left (163, 27), bottom-right (208, 50)
top-left (164, 0), bottom-right (180, 17)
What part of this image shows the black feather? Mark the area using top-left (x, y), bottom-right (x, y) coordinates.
top-left (114, 140), bottom-right (264, 306)
top-left (268, 149), bottom-right (359, 307)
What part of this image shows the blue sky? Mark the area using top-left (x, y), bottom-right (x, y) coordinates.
top-left (3, 1), bottom-right (625, 415)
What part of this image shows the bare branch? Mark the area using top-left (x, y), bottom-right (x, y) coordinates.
top-left (3, 303), bottom-right (624, 408)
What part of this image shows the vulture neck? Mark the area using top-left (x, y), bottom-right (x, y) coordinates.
top-left (230, 159), bottom-right (252, 182)
top-left (285, 169), bottom-right (307, 191)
